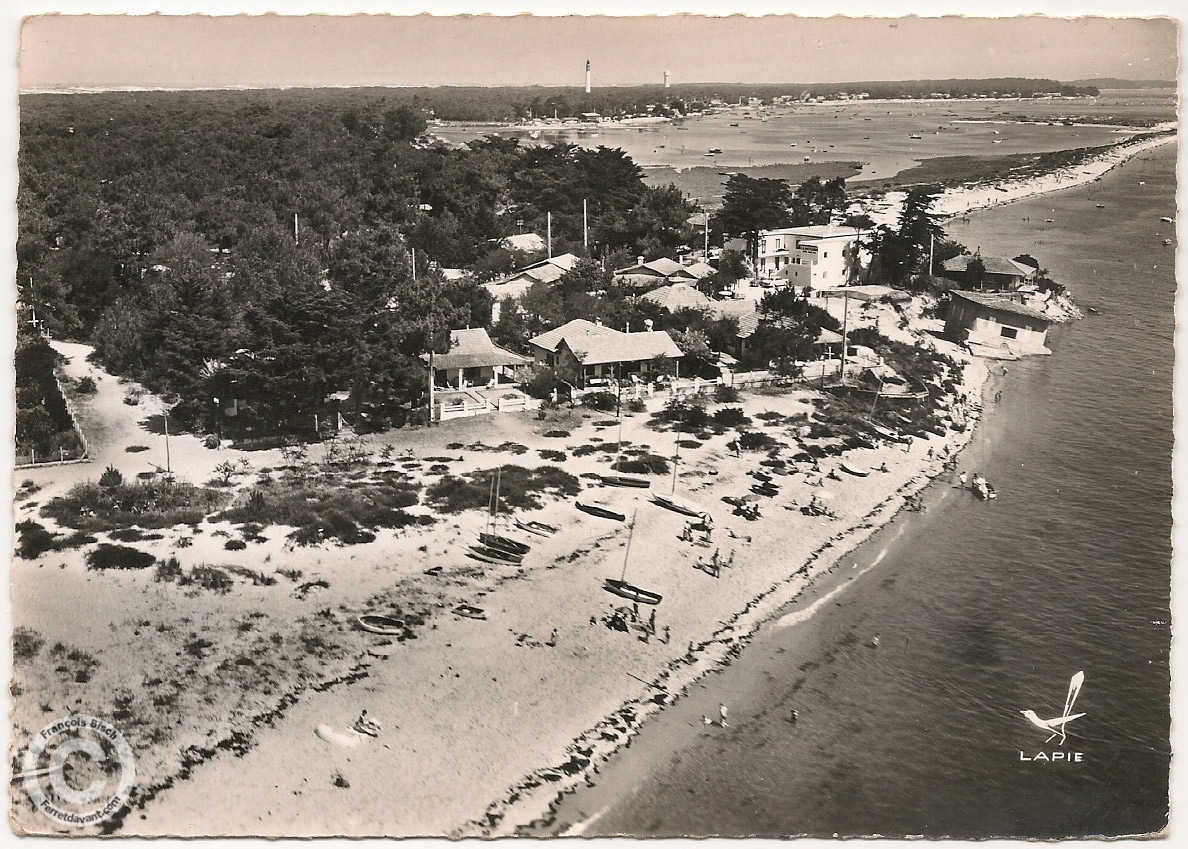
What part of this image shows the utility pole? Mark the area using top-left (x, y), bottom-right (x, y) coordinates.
top-left (583, 199), bottom-right (588, 250)
top-left (928, 232), bottom-right (934, 277)
top-left (294, 213), bottom-right (300, 245)
top-left (411, 247), bottom-right (417, 282)
top-left (547, 212), bottom-right (553, 258)
top-left (163, 409), bottom-right (172, 478)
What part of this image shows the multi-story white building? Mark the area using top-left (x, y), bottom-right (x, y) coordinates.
top-left (755, 225), bottom-right (867, 289)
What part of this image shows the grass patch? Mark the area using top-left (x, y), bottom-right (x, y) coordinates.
top-left (572, 443), bottom-right (617, 458)
top-left (13, 627), bottom-right (44, 662)
top-left (215, 475), bottom-right (426, 546)
top-left (426, 465), bottom-right (581, 514)
top-left (713, 407), bottom-right (751, 428)
top-left (225, 539), bottom-right (247, 551)
top-left (611, 453), bottom-right (670, 475)
top-left (542, 430), bottom-right (570, 438)
top-left (538, 449), bottom-right (567, 462)
top-left (738, 432), bottom-right (779, 451)
top-left (108, 528), bottom-right (165, 543)
top-left (42, 480), bottom-right (224, 532)
top-left (86, 543), bottom-right (156, 571)
top-left (125, 445), bottom-right (150, 453)
top-left (181, 565), bottom-right (234, 594)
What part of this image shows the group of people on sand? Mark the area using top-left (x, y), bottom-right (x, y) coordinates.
top-left (694, 547), bottom-right (734, 578)
top-left (596, 604), bottom-right (669, 645)
top-left (680, 512), bottom-right (714, 543)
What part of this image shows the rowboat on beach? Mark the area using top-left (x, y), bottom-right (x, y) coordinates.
top-left (840, 459), bottom-right (870, 477)
top-left (577, 499), bottom-right (627, 522)
top-left (652, 492), bottom-right (705, 517)
top-left (600, 474), bottom-right (651, 489)
top-left (867, 421), bottom-right (907, 443)
top-left (515, 518), bottom-right (559, 537)
top-left (454, 605), bottom-right (487, 620)
top-left (357, 614), bottom-right (405, 635)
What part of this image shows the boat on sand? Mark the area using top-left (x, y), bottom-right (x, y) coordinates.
top-left (469, 544), bottom-right (523, 565)
top-left (516, 518), bottom-right (559, 537)
top-left (478, 532), bottom-right (531, 556)
top-left (840, 460), bottom-right (870, 477)
top-left (603, 579), bottom-right (662, 605)
top-left (600, 474), bottom-right (651, 489)
top-left (357, 614), bottom-right (405, 636)
top-left (652, 492), bottom-right (705, 517)
top-left (577, 498), bottom-right (627, 521)
top-left (454, 605), bottom-right (486, 620)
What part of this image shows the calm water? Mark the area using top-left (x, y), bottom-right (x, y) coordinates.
top-left (558, 142), bottom-right (1175, 838)
top-left (434, 94), bottom-right (1170, 182)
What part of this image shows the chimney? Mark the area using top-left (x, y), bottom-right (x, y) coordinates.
top-left (644, 318), bottom-right (654, 331)
top-left (637, 256), bottom-right (645, 266)
top-left (664, 70), bottom-right (670, 88)
top-left (585, 60), bottom-right (592, 94)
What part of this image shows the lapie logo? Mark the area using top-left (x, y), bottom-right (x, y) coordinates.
top-left (1019, 671), bottom-right (1085, 763)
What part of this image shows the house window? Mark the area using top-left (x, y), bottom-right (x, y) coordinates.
top-left (1000, 326), bottom-right (1019, 339)
top-left (823, 251), bottom-right (828, 258)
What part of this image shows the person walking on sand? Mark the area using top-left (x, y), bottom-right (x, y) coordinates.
top-left (546, 627), bottom-right (558, 647)
top-left (719, 704), bottom-right (729, 727)
top-left (958, 471), bottom-right (968, 489)
top-left (648, 609), bottom-right (656, 635)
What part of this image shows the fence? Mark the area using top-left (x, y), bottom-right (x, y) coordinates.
top-left (16, 373), bottom-right (91, 470)
top-left (436, 392), bottom-right (541, 422)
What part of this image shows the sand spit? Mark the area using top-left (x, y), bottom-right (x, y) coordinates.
top-left (866, 132), bottom-right (1176, 227)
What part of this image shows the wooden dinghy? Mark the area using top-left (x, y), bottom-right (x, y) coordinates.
top-left (516, 518), bottom-right (560, 537)
top-left (600, 474), bottom-right (651, 489)
top-left (357, 614), bottom-right (405, 636)
top-left (577, 499), bottom-right (627, 521)
top-left (478, 532), bottom-right (531, 556)
top-left (840, 460), bottom-right (870, 478)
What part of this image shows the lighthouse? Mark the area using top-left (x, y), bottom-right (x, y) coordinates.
top-left (585, 60), bottom-right (591, 94)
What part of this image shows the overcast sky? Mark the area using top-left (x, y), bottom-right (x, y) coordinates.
top-left (18, 13), bottom-right (1179, 91)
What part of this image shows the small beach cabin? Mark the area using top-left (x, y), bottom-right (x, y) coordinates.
top-left (941, 254), bottom-right (1036, 291)
top-left (424, 328), bottom-right (531, 389)
top-left (529, 319), bottom-right (682, 387)
top-left (944, 291), bottom-right (1052, 357)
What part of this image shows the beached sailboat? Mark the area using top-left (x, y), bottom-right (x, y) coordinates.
top-left (477, 468), bottom-right (532, 556)
top-left (603, 413), bottom-right (650, 488)
top-left (652, 491), bottom-right (705, 517)
top-left (468, 544), bottom-right (524, 565)
top-left (602, 509), bottom-right (663, 606)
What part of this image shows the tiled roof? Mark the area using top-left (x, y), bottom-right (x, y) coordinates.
top-left (613, 257), bottom-right (694, 279)
top-left (760, 225), bottom-right (862, 240)
top-left (682, 260), bottom-right (715, 279)
top-left (425, 328), bottom-right (531, 370)
top-left (641, 284), bottom-right (712, 312)
top-left (943, 255), bottom-right (1036, 277)
top-left (951, 291), bottom-right (1052, 322)
top-left (735, 312), bottom-right (760, 338)
top-left (529, 318), bottom-right (618, 353)
top-left (501, 233), bottom-right (547, 253)
top-left (561, 330), bottom-right (683, 365)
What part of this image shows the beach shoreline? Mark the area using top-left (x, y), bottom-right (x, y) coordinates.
top-left (10, 131), bottom-right (1168, 838)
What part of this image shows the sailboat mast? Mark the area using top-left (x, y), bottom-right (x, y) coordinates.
top-left (621, 508), bottom-right (638, 581)
top-left (494, 467), bottom-right (502, 532)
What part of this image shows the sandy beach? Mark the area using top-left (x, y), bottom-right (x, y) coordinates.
top-left (9, 131), bottom-right (1165, 838)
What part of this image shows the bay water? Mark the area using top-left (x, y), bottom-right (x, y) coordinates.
top-left (551, 141), bottom-right (1175, 838)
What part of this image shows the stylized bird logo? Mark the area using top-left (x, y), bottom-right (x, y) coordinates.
top-left (1020, 671), bottom-right (1085, 745)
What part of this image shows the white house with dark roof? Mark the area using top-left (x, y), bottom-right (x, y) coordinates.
top-left (422, 327), bottom-right (532, 388)
top-left (758, 225), bottom-right (866, 288)
top-left (529, 319), bottom-right (683, 387)
top-left (944, 291), bottom-right (1053, 357)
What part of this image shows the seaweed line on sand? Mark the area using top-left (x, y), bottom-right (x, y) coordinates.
top-left (462, 420), bottom-right (980, 838)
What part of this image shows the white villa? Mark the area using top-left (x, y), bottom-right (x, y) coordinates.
top-left (756, 225), bottom-right (867, 289)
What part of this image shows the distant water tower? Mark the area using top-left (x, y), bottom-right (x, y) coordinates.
top-left (664, 70), bottom-right (670, 88)
top-left (585, 60), bottom-right (591, 94)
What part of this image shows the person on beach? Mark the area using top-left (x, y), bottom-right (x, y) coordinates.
top-left (719, 704), bottom-right (729, 727)
top-left (959, 471), bottom-right (968, 488)
top-left (648, 609), bottom-right (656, 635)
top-left (662, 626), bottom-right (671, 644)
top-left (546, 627), bottom-right (558, 647)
